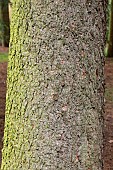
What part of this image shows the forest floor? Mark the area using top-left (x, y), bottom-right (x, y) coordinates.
top-left (0, 47), bottom-right (113, 169)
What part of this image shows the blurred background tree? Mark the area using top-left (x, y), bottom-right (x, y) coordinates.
top-left (105, 0), bottom-right (113, 57)
top-left (0, 0), bottom-right (10, 47)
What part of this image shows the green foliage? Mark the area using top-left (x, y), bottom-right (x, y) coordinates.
top-left (0, 53), bottom-right (8, 62)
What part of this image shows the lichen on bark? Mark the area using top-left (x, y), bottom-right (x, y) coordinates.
top-left (1, 0), bottom-right (106, 170)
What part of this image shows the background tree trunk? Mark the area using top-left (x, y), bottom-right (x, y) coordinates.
top-left (0, 0), bottom-right (10, 47)
top-left (1, 1), bottom-right (106, 169)
top-left (106, 0), bottom-right (113, 57)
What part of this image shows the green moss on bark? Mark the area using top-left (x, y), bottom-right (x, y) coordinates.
top-left (1, 1), bottom-right (106, 170)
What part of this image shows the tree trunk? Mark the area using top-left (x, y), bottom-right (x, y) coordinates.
top-left (0, 0), bottom-right (10, 47)
top-left (106, 0), bottom-right (113, 57)
top-left (1, 1), bottom-right (106, 170)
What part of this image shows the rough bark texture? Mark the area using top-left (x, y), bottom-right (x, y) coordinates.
top-left (1, 0), bottom-right (106, 169)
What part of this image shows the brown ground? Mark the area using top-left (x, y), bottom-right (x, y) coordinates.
top-left (0, 47), bottom-right (113, 169)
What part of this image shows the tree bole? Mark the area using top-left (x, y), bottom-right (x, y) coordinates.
top-left (1, 1), bottom-right (106, 169)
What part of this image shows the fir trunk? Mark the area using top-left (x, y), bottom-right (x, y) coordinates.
top-left (1, 1), bottom-right (106, 170)
top-left (107, 0), bottom-right (113, 57)
top-left (0, 0), bottom-right (10, 47)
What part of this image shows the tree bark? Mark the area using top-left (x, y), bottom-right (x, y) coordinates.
top-left (1, 1), bottom-right (106, 169)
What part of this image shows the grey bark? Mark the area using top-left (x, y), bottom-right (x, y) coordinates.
top-left (1, 0), bottom-right (106, 170)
